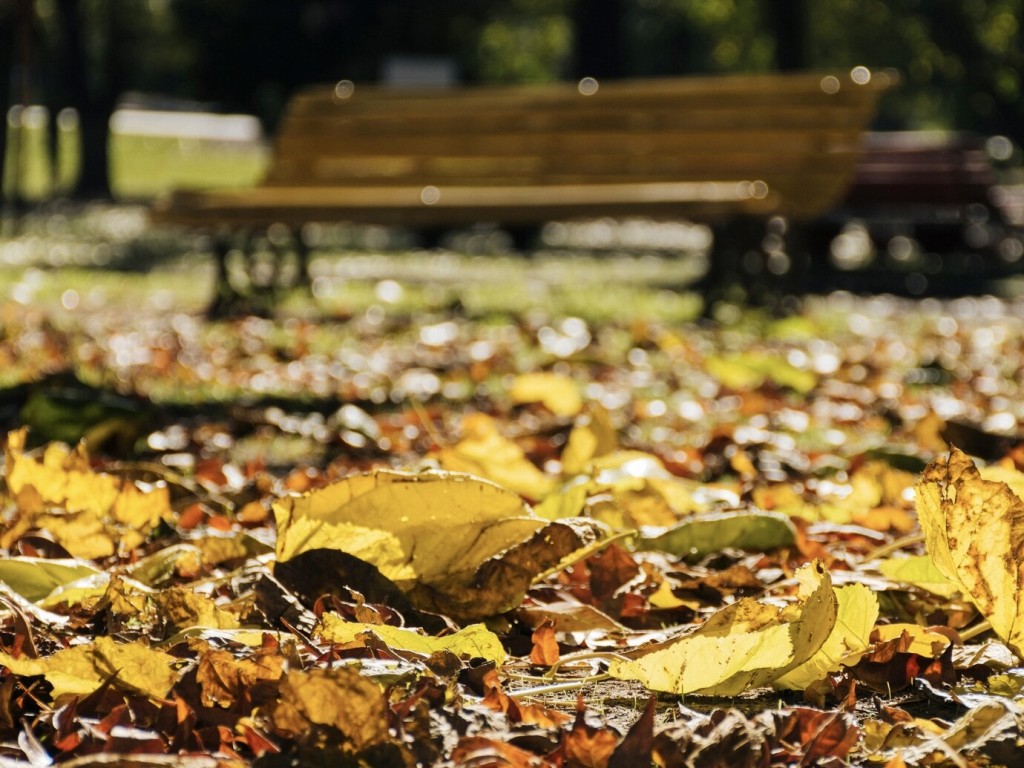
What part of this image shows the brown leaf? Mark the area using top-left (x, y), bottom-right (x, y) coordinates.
top-left (774, 707), bottom-right (860, 763)
top-left (191, 639), bottom-right (283, 709)
top-left (452, 736), bottom-right (549, 768)
top-left (480, 669), bottom-right (571, 729)
top-left (529, 620), bottom-right (560, 666)
top-left (607, 696), bottom-right (655, 768)
top-left (561, 706), bottom-right (620, 768)
top-left (587, 544), bottom-right (641, 603)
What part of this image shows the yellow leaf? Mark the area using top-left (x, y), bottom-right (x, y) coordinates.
top-left (775, 584), bottom-right (879, 689)
top-left (274, 469), bottom-right (604, 619)
top-left (0, 636), bottom-right (178, 701)
top-left (438, 413), bottom-right (554, 500)
top-left (916, 448), bottom-right (1024, 657)
top-left (609, 560), bottom-right (836, 695)
top-left (33, 511), bottom-right (116, 559)
top-left (508, 372), bottom-right (582, 417)
top-left (274, 469), bottom-right (539, 580)
top-left (316, 615), bottom-right (506, 664)
top-left (560, 404), bottom-right (618, 475)
top-left (2, 430), bottom-right (172, 558)
top-left (113, 482), bottom-right (171, 530)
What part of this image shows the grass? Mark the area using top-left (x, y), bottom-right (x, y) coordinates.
top-left (3, 107), bottom-right (268, 202)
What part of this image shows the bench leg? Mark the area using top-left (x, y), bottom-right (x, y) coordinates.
top-left (699, 216), bottom-right (765, 313)
top-left (206, 232), bottom-right (240, 320)
top-left (700, 216), bottom-right (819, 316)
top-left (292, 227), bottom-right (312, 293)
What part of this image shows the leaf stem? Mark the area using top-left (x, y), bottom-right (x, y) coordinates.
top-left (957, 619), bottom-right (993, 643)
top-left (544, 650), bottom-right (631, 679)
top-left (864, 532), bottom-right (925, 562)
top-left (511, 673), bottom-right (611, 699)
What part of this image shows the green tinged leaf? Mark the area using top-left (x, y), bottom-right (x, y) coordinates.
top-left (637, 510), bottom-right (796, 558)
top-left (706, 352), bottom-right (817, 393)
top-left (877, 554), bottom-right (960, 599)
top-left (0, 557), bottom-right (102, 603)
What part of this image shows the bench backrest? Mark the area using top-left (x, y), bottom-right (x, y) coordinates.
top-left (843, 131), bottom-right (997, 208)
top-left (263, 70), bottom-right (893, 221)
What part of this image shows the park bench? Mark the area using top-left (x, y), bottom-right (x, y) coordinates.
top-left (151, 69), bottom-right (894, 314)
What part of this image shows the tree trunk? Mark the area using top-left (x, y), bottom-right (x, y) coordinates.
top-left (767, 0), bottom-right (806, 72)
top-left (573, 0), bottom-right (627, 80)
top-left (1, 0), bottom-right (40, 209)
top-left (54, 0), bottom-right (112, 199)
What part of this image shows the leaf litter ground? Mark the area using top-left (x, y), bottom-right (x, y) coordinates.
top-left (4, 215), bottom-right (1024, 766)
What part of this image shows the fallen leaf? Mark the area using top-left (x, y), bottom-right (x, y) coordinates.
top-left (609, 560), bottom-right (836, 695)
top-left (872, 624), bottom-right (951, 658)
top-left (0, 636), bottom-right (178, 700)
top-left (452, 736), bottom-right (547, 768)
top-left (0, 557), bottom-right (101, 603)
top-left (265, 666), bottom-right (389, 749)
top-left (876, 554), bottom-right (960, 599)
top-left (637, 509), bottom-right (796, 558)
top-left (529, 620), bottom-right (559, 665)
top-left (508, 372), bottom-right (582, 417)
top-left (2, 429), bottom-right (171, 558)
top-left (152, 585), bottom-right (241, 631)
top-left (273, 469), bottom-right (538, 575)
top-left (191, 639), bottom-right (283, 709)
top-left (437, 412), bottom-right (555, 500)
top-left (274, 469), bottom-right (603, 619)
top-left (916, 448), bottom-right (1024, 657)
top-left (315, 614), bottom-right (506, 664)
top-left (775, 583), bottom-right (879, 690)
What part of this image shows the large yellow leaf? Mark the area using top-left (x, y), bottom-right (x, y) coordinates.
top-left (274, 469), bottom-right (541, 578)
top-left (916, 448), bottom-right (1024, 657)
top-left (608, 560), bottom-right (836, 696)
top-left (0, 636), bottom-right (178, 701)
top-left (316, 615), bottom-right (506, 664)
top-left (273, 469), bottom-right (604, 619)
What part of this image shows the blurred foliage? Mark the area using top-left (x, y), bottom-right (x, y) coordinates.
top-left (4, 0), bottom-right (1024, 168)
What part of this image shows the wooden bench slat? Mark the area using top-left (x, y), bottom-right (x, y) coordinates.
top-left (157, 180), bottom-right (779, 228)
top-left (263, 155), bottom-right (859, 186)
top-left (287, 72), bottom-right (892, 112)
top-left (272, 128), bottom-right (865, 158)
top-left (277, 107), bottom-right (876, 136)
